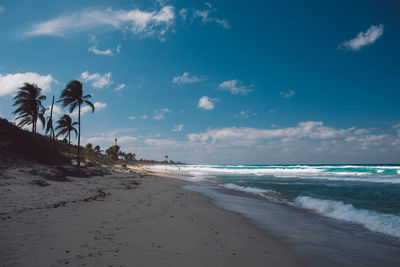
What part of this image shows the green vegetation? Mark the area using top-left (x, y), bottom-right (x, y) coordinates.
top-left (85, 143), bottom-right (93, 152)
top-left (105, 145), bottom-right (120, 160)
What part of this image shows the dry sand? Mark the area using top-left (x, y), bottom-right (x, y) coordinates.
top-left (0, 164), bottom-right (303, 266)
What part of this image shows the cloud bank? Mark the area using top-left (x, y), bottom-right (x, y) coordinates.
top-left (84, 121), bottom-right (400, 164)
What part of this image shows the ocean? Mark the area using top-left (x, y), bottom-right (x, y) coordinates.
top-left (153, 164), bottom-right (400, 266)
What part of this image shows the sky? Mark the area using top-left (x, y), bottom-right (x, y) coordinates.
top-left (0, 0), bottom-right (400, 164)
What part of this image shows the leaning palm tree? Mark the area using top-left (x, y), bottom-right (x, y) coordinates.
top-left (12, 83), bottom-right (46, 133)
top-left (55, 114), bottom-right (78, 160)
top-left (57, 80), bottom-right (94, 166)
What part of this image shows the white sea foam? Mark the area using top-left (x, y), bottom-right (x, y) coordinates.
top-left (151, 164), bottom-right (400, 184)
top-left (294, 196), bottom-right (400, 239)
top-left (222, 183), bottom-right (271, 196)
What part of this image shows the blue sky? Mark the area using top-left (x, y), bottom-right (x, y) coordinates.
top-left (0, 0), bottom-right (400, 164)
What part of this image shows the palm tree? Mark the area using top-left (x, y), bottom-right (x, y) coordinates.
top-left (55, 114), bottom-right (78, 160)
top-left (12, 83), bottom-right (46, 133)
top-left (45, 95), bottom-right (56, 143)
top-left (94, 145), bottom-right (101, 154)
top-left (58, 80), bottom-right (94, 166)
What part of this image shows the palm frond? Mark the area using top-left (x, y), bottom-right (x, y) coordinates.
top-left (38, 113), bottom-right (46, 129)
top-left (69, 102), bottom-right (78, 113)
top-left (84, 100), bottom-right (95, 113)
top-left (71, 127), bottom-right (78, 138)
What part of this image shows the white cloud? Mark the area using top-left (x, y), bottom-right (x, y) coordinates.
top-left (129, 116), bottom-right (136, 120)
top-left (144, 138), bottom-right (183, 148)
top-left (117, 5), bottom-right (174, 38)
top-left (235, 110), bottom-right (257, 119)
top-left (141, 114), bottom-right (148, 120)
top-left (205, 2), bottom-right (212, 8)
top-left (117, 136), bottom-right (138, 144)
top-left (188, 121), bottom-right (348, 145)
top-left (0, 6), bottom-right (4, 14)
top-left (24, 6), bottom-right (175, 39)
top-left (172, 124), bottom-right (183, 132)
top-left (25, 10), bottom-right (120, 37)
top-left (153, 108), bottom-right (171, 120)
top-left (339, 24), bottom-right (384, 51)
top-left (194, 9), bottom-right (230, 30)
top-left (116, 44), bottom-right (121, 53)
top-left (280, 90), bottom-right (295, 98)
top-left (179, 8), bottom-right (188, 20)
top-left (88, 45), bottom-right (113, 56)
top-left (0, 72), bottom-right (58, 97)
top-left (114, 83), bottom-right (126, 91)
top-left (71, 101), bottom-right (107, 117)
top-left (198, 96), bottom-right (217, 110)
top-left (80, 71), bottom-right (113, 88)
top-left (172, 72), bottom-right (201, 84)
top-left (219, 79), bottom-right (253, 95)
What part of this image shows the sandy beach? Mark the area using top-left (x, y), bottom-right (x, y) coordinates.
top-left (0, 164), bottom-right (302, 266)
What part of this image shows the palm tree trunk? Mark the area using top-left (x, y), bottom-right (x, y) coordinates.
top-left (34, 111), bottom-right (37, 133)
top-left (68, 131), bottom-right (71, 160)
top-left (32, 120), bottom-right (35, 133)
top-left (49, 96), bottom-right (55, 145)
top-left (77, 104), bottom-right (81, 166)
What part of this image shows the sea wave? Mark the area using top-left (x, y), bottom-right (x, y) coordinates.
top-left (153, 164), bottom-right (400, 183)
top-left (222, 183), bottom-right (272, 196)
top-left (294, 196), bottom-right (400, 239)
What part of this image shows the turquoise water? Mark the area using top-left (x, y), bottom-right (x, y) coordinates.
top-left (162, 164), bottom-right (400, 238)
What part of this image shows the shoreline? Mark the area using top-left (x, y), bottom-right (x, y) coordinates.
top-left (150, 165), bottom-right (400, 266)
top-left (0, 164), bottom-right (303, 266)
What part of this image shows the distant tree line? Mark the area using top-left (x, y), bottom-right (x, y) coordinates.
top-left (85, 143), bottom-right (136, 162)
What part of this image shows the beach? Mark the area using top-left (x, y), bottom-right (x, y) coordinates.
top-left (1, 1), bottom-right (399, 266)
top-left (0, 164), bottom-right (302, 266)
